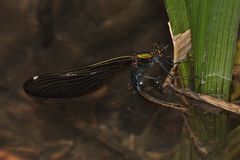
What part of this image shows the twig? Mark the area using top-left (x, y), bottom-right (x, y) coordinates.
top-left (168, 83), bottom-right (240, 115)
top-left (137, 88), bottom-right (188, 112)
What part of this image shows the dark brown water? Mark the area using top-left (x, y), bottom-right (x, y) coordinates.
top-left (0, 1), bottom-right (183, 159)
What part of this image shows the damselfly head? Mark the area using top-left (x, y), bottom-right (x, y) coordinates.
top-left (152, 43), bottom-right (168, 57)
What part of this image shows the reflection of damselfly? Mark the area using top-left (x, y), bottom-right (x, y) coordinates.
top-left (23, 46), bottom-right (187, 111)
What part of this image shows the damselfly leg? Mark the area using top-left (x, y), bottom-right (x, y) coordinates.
top-left (131, 47), bottom-right (187, 111)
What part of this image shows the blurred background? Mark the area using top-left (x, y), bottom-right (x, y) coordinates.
top-left (0, 0), bottom-right (183, 159)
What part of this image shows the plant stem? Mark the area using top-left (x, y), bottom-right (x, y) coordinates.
top-left (164, 0), bottom-right (240, 159)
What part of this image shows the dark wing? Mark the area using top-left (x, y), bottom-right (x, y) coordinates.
top-left (23, 56), bottom-right (133, 98)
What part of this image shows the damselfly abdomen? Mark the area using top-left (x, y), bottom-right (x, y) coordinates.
top-left (23, 47), bottom-right (171, 99)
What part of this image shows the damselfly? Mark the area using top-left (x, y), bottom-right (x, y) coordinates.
top-left (23, 46), bottom-right (186, 111)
